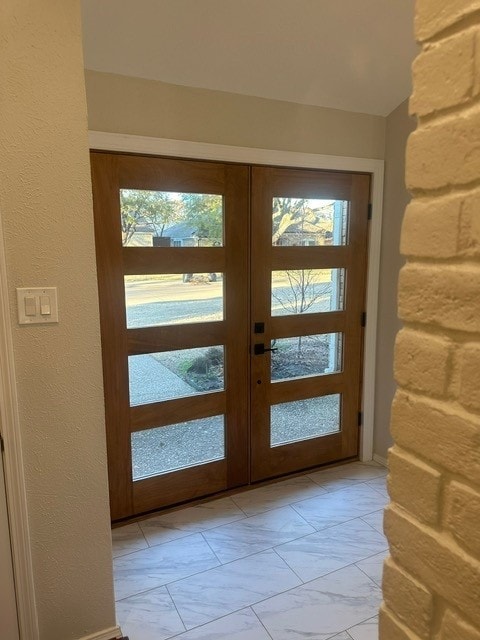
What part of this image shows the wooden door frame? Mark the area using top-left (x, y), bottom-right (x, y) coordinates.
top-left (89, 131), bottom-right (384, 463)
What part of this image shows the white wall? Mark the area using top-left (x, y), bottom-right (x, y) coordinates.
top-left (0, 2), bottom-right (116, 638)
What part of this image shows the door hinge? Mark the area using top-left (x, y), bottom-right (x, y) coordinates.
top-left (361, 311), bottom-right (366, 327)
top-left (367, 203), bottom-right (372, 220)
top-left (358, 411), bottom-right (363, 427)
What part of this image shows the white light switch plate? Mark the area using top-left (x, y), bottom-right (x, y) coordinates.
top-left (16, 287), bottom-right (59, 324)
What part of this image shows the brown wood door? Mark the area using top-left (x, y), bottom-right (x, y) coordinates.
top-left (250, 166), bottom-right (370, 481)
top-left (91, 152), bottom-right (250, 521)
top-left (91, 153), bottom-right (370, 521)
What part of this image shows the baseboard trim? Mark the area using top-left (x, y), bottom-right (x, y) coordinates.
top-left (373, 453), bottom-right (388, 467)
top-left (79, 625), bottom-right (123, 640)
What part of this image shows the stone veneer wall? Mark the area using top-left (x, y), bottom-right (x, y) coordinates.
top-left (380, 1), bottom-right (480, 639)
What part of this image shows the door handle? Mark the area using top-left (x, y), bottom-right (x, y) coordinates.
top-left (254, 343), bottom-right (278, 355)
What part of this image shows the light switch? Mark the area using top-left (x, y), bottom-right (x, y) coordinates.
top-left (40, 295), bottom-right (51, 316)
top-left (24, 296), bottom-right (36, 316)
top-left (17, 287), bottom-right (58, 324)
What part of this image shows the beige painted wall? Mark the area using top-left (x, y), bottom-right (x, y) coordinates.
top-left (0, 2), bottom-right (116, 639)
top-left (85, 70), bottom-right (386, 159)
top-left (374, 100), bottom-right (416, 460)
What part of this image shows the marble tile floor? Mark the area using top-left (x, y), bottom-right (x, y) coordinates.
top-left (113, 461), bottom-right (389, 640)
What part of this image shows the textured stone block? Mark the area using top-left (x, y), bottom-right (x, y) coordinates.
top-left (401, 197), bottom-right (461, 259)
top-left (388, 446), bottom-right (442, 525)
top-left (406, 107), bottom-right (480, 191)
top-left (379, 604), bottom-right (424, 640)
top-left (394, 329), bottom-right (452, 397)
top-left (444, 480), bottom-right (480, 557)
top-left (382, 557), bottom-right (434, 638)
top-left (415, 0), bottom-right (480, 42)
top-left (410, 30), bottom-right (476, 116)
top-left (385, 505), bottom-right (480, 627)
top-left (457, 343), bottom-right (480, 411)
top-left (390, 392), bottom-right (480, 485)
top-left (440, 609), bottom-right (480, 640)
top-left (398, 263), bottom-right (480, 333)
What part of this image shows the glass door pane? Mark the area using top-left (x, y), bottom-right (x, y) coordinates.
top-left (271, 333), bottom-right (343, 382)
top-left (120, 190), bottom-right (224, 247)
top-left (128, 346), bottom-right (225, 406)
top-left (271, 269), bottom-right (345, 316)
top-left (270, 395), bottom-right (341, 446)
top-left (124, 274), bottom-right (224, 328)
top-left (132, 416), bottom-right (225, 480)
top-left (272, 198), bottom-right (349, 246)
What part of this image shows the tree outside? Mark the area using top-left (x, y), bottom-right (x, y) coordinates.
top-left (180, 193), bottom-right (223, 245)
top-left (271, 198), bottom-right (345, 380)
top-left (272, 197), bottom-right (341, 246)
top-left (120, 189), bottom-right (179, 245)
top-left (120, 189), bottom-right (223, 247)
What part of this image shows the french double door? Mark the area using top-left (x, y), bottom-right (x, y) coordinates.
top-left (91, 152), bottom-right (370, 521)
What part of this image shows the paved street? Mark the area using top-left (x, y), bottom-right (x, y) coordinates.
top-left (125, 278), bottom-right (335, 327)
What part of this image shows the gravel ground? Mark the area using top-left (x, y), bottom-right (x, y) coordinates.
top-left (132, 416), bottom-right (224, 480)
top-left (270, 394), bottom-right (340, 446)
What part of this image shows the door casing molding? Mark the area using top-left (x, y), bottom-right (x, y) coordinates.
top-left (0, 210), bottom-right (39, 638)
top-left (89, 131), bottom-right (384, 462)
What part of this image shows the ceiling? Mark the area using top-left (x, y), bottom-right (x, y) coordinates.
top-left (81, 0), bottom-right (417, 117)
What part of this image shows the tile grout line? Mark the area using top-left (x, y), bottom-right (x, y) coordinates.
top-left (137, 520), bottom-right (150, 548)
top-left (354, 558), bottom-right (385, 587)
top-left (199, 530), bottom-right (224, 566)
top-left (272, 535), bottom-right (390, 587)
top-left (250, 606), bottom-right (275, 640)
top-left (184, 504), bottom-right (317, 565)
top-left (270, 546), bottom-right (305, 584)
top-left (345, 613), bottom-right (380, 640)
top-left (163, 606), bottom-right (273, 640)
top-left (229, 494), bottom-right (252, 516)
top-left (138, 507), bottom-right (249, 547)
top-left (163, 582), bottom-right (189, 638)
